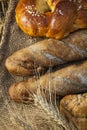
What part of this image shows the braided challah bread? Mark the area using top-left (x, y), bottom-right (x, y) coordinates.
top-left (5, 30), bottom-right (87, 76)
top-left (15, 0), bottom-right (87, 39)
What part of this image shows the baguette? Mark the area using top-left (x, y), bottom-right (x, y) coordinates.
top-left (8, 60), bottom-right (87, 102)
top-left (5, 30), bottom-right (87, 76)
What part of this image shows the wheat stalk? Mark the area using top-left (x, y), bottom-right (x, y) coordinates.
top-left (34, 88), bottom-right (77, 130)
top-left (0, 0), bottom-right (9, 40)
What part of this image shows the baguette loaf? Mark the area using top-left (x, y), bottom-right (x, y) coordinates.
top-left (5, 30), bottom-right (87, 76)
top-left (8, 60), bottom-right (87, 102)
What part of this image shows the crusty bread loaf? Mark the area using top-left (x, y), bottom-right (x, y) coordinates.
top-left (5, 30), bottom-right (87, 76)
top-left (8, 60), bottom-right (87, 102)
top-left (15, 0), bottom-right (87, 39)
top-left (60, 93), bottom-right (87, 130)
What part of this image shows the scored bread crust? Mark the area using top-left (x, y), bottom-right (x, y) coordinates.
top-left (8, 60), bottom-right (87, 102)
top-left (5, 30), bottom-right (87, 76)
top-left (15, 0), bottom-right (87, 39)
top-left (60, 93), bottom-right (87, 130)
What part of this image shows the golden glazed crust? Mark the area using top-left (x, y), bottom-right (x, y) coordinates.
top-left (15, 0), bottom-right (87, 39)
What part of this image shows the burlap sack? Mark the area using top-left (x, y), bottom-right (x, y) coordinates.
top-left (0, 0), bottom-right (78, 130)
